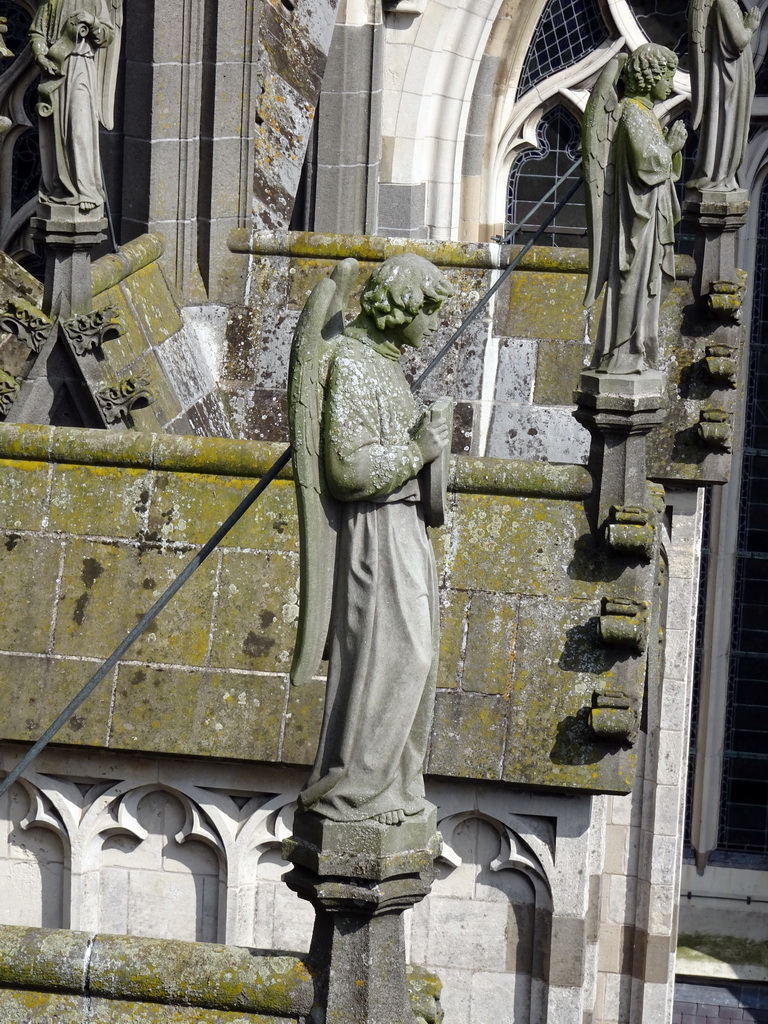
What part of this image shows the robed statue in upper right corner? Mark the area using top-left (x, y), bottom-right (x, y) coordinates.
top-left (583, 44), bottom-right (687, 375)
top-left (688, 0), bottom-right (761, 192)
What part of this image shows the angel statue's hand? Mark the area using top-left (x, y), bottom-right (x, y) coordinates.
top-left (665, 119), bottom-right (687, 154)
top-left (414, 407), bottom-right (450, 464)
top-left (747, 7), bottom-right (761, 32)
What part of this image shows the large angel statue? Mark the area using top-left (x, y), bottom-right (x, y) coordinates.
top-left (584, 44), bottom-right (687, 375)
top-left (288, 253), bottom-right (454, 825)
top-left (30, 0), bottom-right (123, 212)
top-left (688, 0), bottom-right (761, 192)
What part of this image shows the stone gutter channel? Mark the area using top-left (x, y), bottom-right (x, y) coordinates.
top-left (0, 924), bottom-right (441, 1022)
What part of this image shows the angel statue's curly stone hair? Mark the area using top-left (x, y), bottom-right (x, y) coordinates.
top-left (623, 43), bottom-right (678, 96)
top-left (360, 253), bottom-right (454, 332)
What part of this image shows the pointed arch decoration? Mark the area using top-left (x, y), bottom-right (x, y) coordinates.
top-left (461, 0), bottom-right (693, 240)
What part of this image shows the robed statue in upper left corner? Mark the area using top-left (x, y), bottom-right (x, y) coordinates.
top-left (30, 0), bottom-right (123, 212)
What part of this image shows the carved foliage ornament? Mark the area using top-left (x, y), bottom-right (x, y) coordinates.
top-left (61, 305), bottom-right (126, 356)
top-left (96, 375), bottom-right (155, 424)
top-left (0, 367), bottom-right (20, 415)
top-left (0, 297), bottom-right (54, 353)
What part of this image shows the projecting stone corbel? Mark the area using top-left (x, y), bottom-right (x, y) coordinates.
top-left (96, 376), bottom-right (155, 425)
top-left (705, 270), bottom-right (747, 323)
top-left (697, 408), bottom-right (731, 450)
top-left (606, 505), bottom-right (655, 559)
top-left (590, 688), bottom-right (639, 742)
top-left (61, 306), bottom-right (126, 356)
top-left (0, 297), bottom-right (55, 353)
top-left (704, 343), bottom-right (738, 386)
top-left (598, 597), bottom-right (649, 652)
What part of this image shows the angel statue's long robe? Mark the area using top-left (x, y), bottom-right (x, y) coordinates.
top-left (594, 96), bottom-right (681, 375)
top-left (689, 0), bottom-right (756, 191)
top-left (30, 0), bottom-right (116, 208)
top-left (297, 331), bottom-right (439, 822)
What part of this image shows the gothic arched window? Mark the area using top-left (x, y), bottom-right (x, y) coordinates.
top-left (505, 105), bottom-right (586, 248)
top-left (517, 0), bottom-right (608, 100)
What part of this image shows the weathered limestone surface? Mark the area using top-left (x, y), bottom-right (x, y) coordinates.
top-left (0, 421), bottom-right (645, 793)
top-left (0, 923), bottom-right (441, 1024)
top-left (225, 231), bottom-right (736, 484)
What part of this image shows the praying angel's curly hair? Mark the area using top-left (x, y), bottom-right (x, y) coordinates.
top-left (623, 43), bottom-right (678, 95)
top-left (361, 253), bottom-right (454, 332)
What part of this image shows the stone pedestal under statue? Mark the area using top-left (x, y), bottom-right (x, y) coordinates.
top-left (683, 188), bottom-right (749, 316)
top-left (574, 369), bottom-right (665, 531)
top-left (283, 808), bottom-right (441, 1024)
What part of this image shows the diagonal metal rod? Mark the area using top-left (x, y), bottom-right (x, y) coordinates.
top-left (1, 170), bottom-right (584, 795)
top-left (413, 173), bottom-right (583, 391)
top-left (0, 448), bottom-right (292, 798)
top-left (500, 158), bottom-right (583, 245)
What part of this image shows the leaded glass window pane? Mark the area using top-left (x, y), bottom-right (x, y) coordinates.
top-left (627, 0), bottom-right (690, 69)
top-left (506, 105), bottom-right (586, 247)
top-left (517, 0), bottom-right (608, 100)
top-left (718, 178), bottom-right (768, 854)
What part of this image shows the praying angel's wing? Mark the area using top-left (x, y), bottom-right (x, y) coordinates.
top-left (288, 257), bottom-right (358, 687)
top-left (583, 54), bottom-right (626, 308)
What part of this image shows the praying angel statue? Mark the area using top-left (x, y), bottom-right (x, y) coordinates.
top-left (30, 0), bottom-right (123, 212)
top-left (583, 44), bottom-right (686, 374)
top-left (688, 0), bottom-right (761, 192)
top-left (288, 254), bottom-right (454, 825)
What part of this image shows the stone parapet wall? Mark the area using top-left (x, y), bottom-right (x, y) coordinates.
top-left (0, 422), bottom-right (643, 793)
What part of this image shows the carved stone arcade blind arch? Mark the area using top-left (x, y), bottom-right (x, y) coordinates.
top-left (505, 104), bottom-right (587, 247)
top-left (516, 0), bottom-right (608, 100)
top-left (717, 177), bottom-right (768, 855)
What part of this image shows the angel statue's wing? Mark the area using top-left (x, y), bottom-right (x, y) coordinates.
top-left (583, 53), bottom-right (627, 308)
top-left (288, 257), bottom-right (359, 687)
top-left (689, 0), bottom-right (712, 130)
top-left (96, 0), bottom-right (124, 130)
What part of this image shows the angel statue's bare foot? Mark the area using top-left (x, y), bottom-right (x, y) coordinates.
top-left (375, 809), bottom-right (405, 825)
top-left (79, 201), bottom-right (96, 212)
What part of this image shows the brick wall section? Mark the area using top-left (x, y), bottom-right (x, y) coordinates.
top-left (675, 980), bottom-right (768, 1023)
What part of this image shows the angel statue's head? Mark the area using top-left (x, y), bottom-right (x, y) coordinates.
top-left (623, 43), bottom-right (678, 99)
top-left (361, 253), bottom-right (454, 347)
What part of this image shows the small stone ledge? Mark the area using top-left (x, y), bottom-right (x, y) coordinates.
top-left (0, 925), bottom-right (441, 1023)
top-left (0, 925), bottom-right (313, 1017)
top-left (91, 233), bottom-right (166, 298)
top-left (229, 229), bottom-right (696, 279)
top-left (677, 933), bottom-right (768, 982)
top-left (0, 424), bottom-right (592, 499)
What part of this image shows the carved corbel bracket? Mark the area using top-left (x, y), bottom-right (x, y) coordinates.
top-left (698, 408), bottom-right (731, 450)
top-left (706, 273), bottom-right (746, 323)
top-left (598, 597), bottom-right (649, 652)
top-left (96, 376), bottom-right (155, 425)
top-left (704, 343), bottom-right (738, 386)
top-left (61, 305), bottom-right (126, 356)
top-left (0, 297), bottom-right (55, 353)
top-left (0, 368), bottom-right (20, 416)
top-left (590, 688), bottom-right (639, 743)
top-left (606, 505), bottom-right (655, 559)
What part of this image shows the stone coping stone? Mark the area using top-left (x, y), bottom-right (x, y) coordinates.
top-left (0, 423), bottom-right (592, 498)
top-left (0, 925), bottom-right (441, 1023)
top-left (229, 229), bottom-right (696, 280)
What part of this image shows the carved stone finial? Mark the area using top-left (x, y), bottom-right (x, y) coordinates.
top-left (0, 298), bottom-right (55, 353)
top-left (61, 305), bottom-right (126, 356)
top-left (96, 376), bottom-right (155, 425)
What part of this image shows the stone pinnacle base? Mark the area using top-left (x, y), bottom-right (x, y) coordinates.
top-left (283, 807), bottom-right (441, 1024)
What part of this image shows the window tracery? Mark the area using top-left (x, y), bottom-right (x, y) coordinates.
top-left (517, 0), bottom-right (608, 100)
